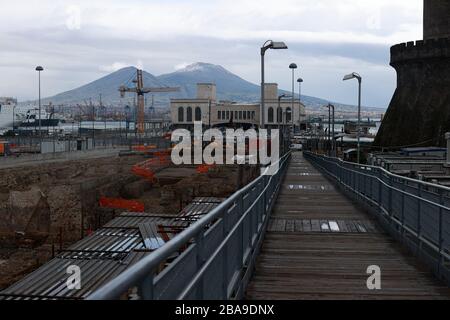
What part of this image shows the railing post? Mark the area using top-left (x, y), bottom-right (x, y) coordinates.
top-left (417, 184), bottom-right (422, 254)
top-left (237, 195), bottom-right (245, 269)
top-left (388, 176), bottom-right (393, 218)
top-left (195, 230), bottom-right (205, 299)
top-left (138, 272), bottom-right (155, 300)
top-left (263, 175), bottom-right (268, 214)
top-left (378, 170), bottom-right (383, 214)
top-left (438, 192), bottom-right (444, 276)
top-left (401, 179), bottom-right (406, 237)
top-left (222, 211), bottom-right (229, 299)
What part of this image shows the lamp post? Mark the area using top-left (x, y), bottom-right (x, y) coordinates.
top-left (35, 66), bottom-right (44, 147)
top-left (12, 104), bottom-right (16, 131)
top-left (324, 104), bottom-right (335, 157)
top-left (278, 94), bottom-right (291, 154)
top-left (297, 78), bottom-right (303, 133)
top-left (260, 40), bottom-right (288, 129)
top-left (343, 72), bottom-right (362, 164)
top-left (289, 63), bottom-right (297, 137)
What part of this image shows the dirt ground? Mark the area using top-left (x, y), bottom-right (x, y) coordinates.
top-left (0, 153), bottom-right (259, 290)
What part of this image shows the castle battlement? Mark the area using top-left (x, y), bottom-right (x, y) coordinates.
top-left (390, 37), bottom-right (450, 65)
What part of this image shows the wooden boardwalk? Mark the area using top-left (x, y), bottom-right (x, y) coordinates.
top-left (246, 152), bottom-right (450, 300)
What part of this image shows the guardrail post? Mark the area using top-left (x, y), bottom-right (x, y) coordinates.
top-left (222, 208), bottom-right (229, 299)
top-left (237, 195), bottom-right (245, 269)
top-left (401, 179), bottom-right (406, 237)
top-left (138, 272), bottom-right (154, 300)
top-left (195, 231), bottom-right (205, 299)
top-left (438, 192), bottom-right (444, 276)
top-left (388, 176), bottom-right (393, 218)
top-left (263, 175), bottom-right (268, 214)
top-left (417, 184), bottom-right (422, 254)
top-left (378, 170), bottom-right (383, 213)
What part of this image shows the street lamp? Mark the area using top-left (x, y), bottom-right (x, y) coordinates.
top-left (12, 104), bottom-right (16, 131)
top-left (324, 104), bottom-right (335, 157)
top-left (260, 40), bottom-right (288, 129)
top-left (278, 94), bottom-right (292, 153)
top-left (343, 72), bottom-right (362, 164)
top-left (289, 63), bottom-right (297, 137)
top-left (297, 78), bottom-right (303, 133)
top-left (35, 66), bottom-right (44, 145)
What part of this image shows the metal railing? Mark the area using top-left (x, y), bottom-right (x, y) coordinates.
top-left (87, 152), bottom-right (291, 300)
top-left (304, 151), bottom-right (450, 285)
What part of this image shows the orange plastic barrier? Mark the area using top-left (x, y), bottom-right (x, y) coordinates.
top-left (197, 164), bottom-right (214, 174)
top-left (132, 154), bottom-right (171, 182)
top-left (132, 145), bottom-right (157, 152)
top-left (99, 197), bottom-right (145, 212)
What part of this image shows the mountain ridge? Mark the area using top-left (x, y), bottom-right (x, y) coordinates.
top-left (25, 63), bottom-right (385, 113)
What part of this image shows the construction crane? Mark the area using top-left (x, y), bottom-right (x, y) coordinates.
top-left (119, 69), bottom-right (179, 135)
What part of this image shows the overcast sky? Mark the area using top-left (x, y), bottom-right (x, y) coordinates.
top-left (0, 0), bottom-right (423, 107)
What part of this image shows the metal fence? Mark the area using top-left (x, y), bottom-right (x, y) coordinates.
top-left (87, 152), bottom-right (291, 300)
top-left (304, 152), bottom-right (450, 286)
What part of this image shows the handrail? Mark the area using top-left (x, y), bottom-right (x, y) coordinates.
top-left (88, 152), bottom-right (291, 300)
top-left (304, 151), bottom-right (450, 286)
top-left (308, 152), bottom-right (450, 192)
top-left (315, 155), bottom-right (450, 212)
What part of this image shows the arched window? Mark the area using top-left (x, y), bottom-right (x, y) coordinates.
top-left (195, 107), bottom-right (202, 121)
top-left (286, 108), bottom-right (292, 123)
top-left (277, 107), bottom-right (283, 123)
top-left (178, 107), bottom-right (184, 122)
top-left (268, 107), bottom-right (274, 123)
top-left (187, 107), bottom-right (193, 122)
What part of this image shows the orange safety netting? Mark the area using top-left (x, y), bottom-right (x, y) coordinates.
top-left (132, 145), bottom-right (157, 152)
top-left (197, 164), bottom-right (215, 174)
top-left (99, 197), bottom-right (145, 212)
top-left (132, 152), bottom-right (171, 182)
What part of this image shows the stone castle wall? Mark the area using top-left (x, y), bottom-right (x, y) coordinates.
top-left (424, 0), bottom-right (450, 40)
top-left (374, 38), bottom-right (450, 147)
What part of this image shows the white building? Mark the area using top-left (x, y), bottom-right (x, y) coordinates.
top-left (171, 83), bottom-right (306, 130)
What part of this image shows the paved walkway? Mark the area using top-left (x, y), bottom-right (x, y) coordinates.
top-left (246, 152), bottom-right (450, 300)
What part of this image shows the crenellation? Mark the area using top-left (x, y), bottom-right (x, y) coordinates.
top-left (390, 37), bottom-right (450, 65)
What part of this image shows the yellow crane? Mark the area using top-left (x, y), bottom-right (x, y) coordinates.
top-left (119, 69), bottom-right (179, 135)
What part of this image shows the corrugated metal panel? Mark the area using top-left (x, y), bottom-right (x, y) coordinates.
top-left (0, 197), bottom-right (224, 300)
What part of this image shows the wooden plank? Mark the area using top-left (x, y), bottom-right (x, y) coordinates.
top-left (302, 220), bottom-right (312, 232)
top-left (311, 220), bottom-right (321, 232)
top-left (246, 153), bottom-right (450, 300)
top-left (285, 220), bottom-right (295, 232)
top-left (294, 220), bottom-right (303, 232)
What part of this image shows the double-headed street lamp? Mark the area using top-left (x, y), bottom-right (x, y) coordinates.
top-left (260, 40), bottom-right (288, 129)
top-left (35, 66), bottom-right (44, 143)
top-left (343, 72), bottom-right (362, 164)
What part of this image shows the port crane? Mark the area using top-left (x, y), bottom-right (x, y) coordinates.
top-left (119, 69), bottom-right (179, 135)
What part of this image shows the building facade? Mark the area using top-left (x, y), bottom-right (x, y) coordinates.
top-left (171, 83), bottom-right (306, 131)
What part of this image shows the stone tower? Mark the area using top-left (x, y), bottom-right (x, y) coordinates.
top-left (374, 0), bottom-right (450, 148)
top-left (424, 0), bottom-right (450, 40)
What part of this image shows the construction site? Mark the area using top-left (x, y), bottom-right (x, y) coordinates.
top-left (0, 68), bottom-right (261, 297)
top-left (0, 139), bottom-right (259, 294)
